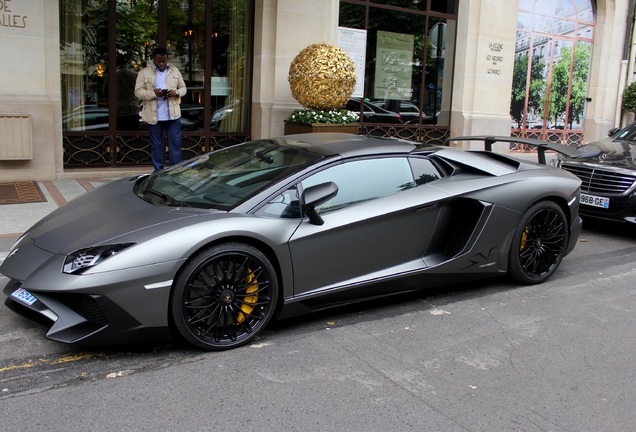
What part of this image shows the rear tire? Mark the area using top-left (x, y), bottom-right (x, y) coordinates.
top-left (508, 201), bottom-right (568, 284)
top-left (170, 242), bottom-right (278, 350)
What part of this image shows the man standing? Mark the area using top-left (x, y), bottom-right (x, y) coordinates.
top-left (135, 47), bottom-right (187, 171)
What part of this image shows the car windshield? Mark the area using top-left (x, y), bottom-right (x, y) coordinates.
top-left (615, 123), bottom-right (636, 142)
top-left (142, 140), bottom-right (323, 209)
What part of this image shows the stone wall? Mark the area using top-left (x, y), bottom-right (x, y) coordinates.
top-left (0, 0), bottom-right (62, 181)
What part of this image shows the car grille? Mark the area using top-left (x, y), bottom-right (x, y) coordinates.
top-left (55, 293), bottom-right (108, 325)
top-left (560, 163), bottom-right (636, 195)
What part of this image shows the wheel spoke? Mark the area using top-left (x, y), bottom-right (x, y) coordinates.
top-left (519, 208), bottom-right (566, 277)
top-left (180, 250), bottom-right (274, 347)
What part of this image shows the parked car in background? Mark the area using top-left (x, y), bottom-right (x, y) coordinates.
top-left (62, 106), bottom-right (110, 131)
top-left (210, 99), bottom-right (241, 131)
top-left (2, 133), bottom-right (583, 351)
top-left (62, 105), bottom-right (200, 132)
top-left (345, 98), bottom-right (403, 123)
top-left (373, 100), bottom-right (436, 125)
top-left (557, 121), bottom-right (636, 224)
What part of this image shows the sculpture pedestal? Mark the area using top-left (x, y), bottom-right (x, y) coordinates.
top-left (284, 122), bottom-right (360, 135)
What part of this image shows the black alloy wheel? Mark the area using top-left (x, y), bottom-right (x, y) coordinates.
top-left (171, 242), bottom-right (278, 350)
top-left (508, 201), bottom-right (568, 284)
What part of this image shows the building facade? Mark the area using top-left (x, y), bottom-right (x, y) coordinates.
top-left (0, 0), bottom-right (634, 181)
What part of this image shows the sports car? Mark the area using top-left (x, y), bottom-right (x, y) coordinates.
top-left (1, 133), bottom-right (583, 350)
top-left (556, 121), bottom-right (636, 223)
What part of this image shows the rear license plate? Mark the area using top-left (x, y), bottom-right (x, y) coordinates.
top-left (580, 193), bottom-right (609, 209)
top-left (10, 288), bottom-right (37, 306)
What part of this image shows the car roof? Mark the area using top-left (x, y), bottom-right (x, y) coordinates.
top-left (278, 133), bottom-right (416, 157)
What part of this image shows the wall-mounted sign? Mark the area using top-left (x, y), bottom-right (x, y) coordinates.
top-left (485, 41), bottom-right (504, 75)
top-left (0, 0), bottom-right (28, 29)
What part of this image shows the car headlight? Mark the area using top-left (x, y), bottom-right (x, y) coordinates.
top-left (63, 243), bottom-right (135, 275)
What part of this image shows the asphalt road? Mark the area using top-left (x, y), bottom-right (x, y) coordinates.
top-left (1, 220), bottom-right (635, 432)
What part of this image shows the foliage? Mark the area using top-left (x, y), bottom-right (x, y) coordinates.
top-left (510, 54), bottom-right (545, 127)
top-left (622, 81), bottom-right (636, 113)
top-left (549, 42), bottom-right (591, 128)
top-left (79, 0), bottom-right (193, 71)
top-left (286, 109), bottom-right (359, 124)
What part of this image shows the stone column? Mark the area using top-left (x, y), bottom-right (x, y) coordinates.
top-left (450, 0), bottom-right (519, 152)
top-left (585, 0), bottom-right (632, 139)
top-left (252, 0), bottom-right (340, 139)
top-left (0, 0), bottom-right (62, 181)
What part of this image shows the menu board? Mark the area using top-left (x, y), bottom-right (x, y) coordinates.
top-left (337, 27), bottom-right (367, 98)
top-left (374, 31), bottom-right (414, 101)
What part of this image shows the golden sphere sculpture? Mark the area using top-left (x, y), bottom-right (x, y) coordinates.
top-left (288, 43), bottom-right (357, 110)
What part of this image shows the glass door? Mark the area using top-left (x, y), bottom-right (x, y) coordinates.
top-left (60, 0), bottom-right (253, 167)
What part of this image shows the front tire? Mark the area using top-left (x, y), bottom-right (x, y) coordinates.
top-left (508, 201), bottom-right (568, 284)
top-left (171, 242), bottom-right (278, 350)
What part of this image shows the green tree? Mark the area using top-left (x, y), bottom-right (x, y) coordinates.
top-left (510, 54), bottom-right (545, 127)
top-left (622, 81), bottom-right (636, 113)
top-left (548, 42), bottom-right (591, 128)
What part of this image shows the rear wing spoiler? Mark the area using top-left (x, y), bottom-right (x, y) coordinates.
top-left (447, 136), bottom-right (597, 165)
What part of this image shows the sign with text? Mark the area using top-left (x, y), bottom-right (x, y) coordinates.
top-left (374, 31), bottom-right (414, 101)
top-left (337, 27), bottom-right (367, 98)
top-left (485, 41), bottom-right (504, 76)
top-left (0, 0), bottom-right (28, 29)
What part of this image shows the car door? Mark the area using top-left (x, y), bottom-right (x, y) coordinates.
top-left (288, 156), bottom-right (449, 299)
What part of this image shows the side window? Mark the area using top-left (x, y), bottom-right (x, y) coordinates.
top-left (301, 158), bottom-right (415, 214)
top-left (409, 157), bottom-right (441, 185)
top-left (255, 187), bottom-right (301, 218)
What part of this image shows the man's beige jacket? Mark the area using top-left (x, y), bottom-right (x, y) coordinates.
top-left (134, 64), bottom-right (187, 125)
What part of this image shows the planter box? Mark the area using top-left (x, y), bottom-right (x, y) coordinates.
top-left (284, 122), bottom-right (360, 135)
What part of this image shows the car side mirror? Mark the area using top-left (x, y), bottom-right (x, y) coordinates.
top-left (301, 181), bottom-right (338, 226)
top-left (607, 127), bottom-right (620, 137)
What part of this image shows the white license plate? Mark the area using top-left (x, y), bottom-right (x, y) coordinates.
top-left (580, 193), bottom-right (610, 209)
top-left (10, 288), bottom-right (37, 306)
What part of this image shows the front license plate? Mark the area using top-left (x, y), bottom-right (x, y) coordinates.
top-left (10, 288), bottom-right (37, 306)
top-left (580, 193), bottom-right (610, 208)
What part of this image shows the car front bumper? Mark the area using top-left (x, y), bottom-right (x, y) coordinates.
top-left (1, 244), bottom-right (184, 345)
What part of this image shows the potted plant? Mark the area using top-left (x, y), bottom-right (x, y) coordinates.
top-left (285, 43), bottom-right (359, 134)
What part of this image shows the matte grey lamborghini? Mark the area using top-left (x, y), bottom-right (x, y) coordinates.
top-left (1, 133), bottom-right (584, 350)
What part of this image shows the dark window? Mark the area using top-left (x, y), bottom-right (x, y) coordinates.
top-left (301, 158), bottom-right (416, 214)
top-left (409, 157), bottom-right (441, 185)
top-left (339, 1), bottom-right (457, 127)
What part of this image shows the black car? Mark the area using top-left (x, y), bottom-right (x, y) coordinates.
top-left (62, 106), bottom-right (201, 131)
top-left (345, 98), bottom-right (404, 123)
top-left (557, 121), bottom-right (636, 223)
top-left (373, 100), bottom-right (436, 125)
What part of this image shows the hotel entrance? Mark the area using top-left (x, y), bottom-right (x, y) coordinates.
top-left (59, 0), bottom-right (253, 168)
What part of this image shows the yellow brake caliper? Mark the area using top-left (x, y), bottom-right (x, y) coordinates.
top-left (237, 270), bottom-right (258, 324)
top-left (520, 228), bottom-right (528, 251)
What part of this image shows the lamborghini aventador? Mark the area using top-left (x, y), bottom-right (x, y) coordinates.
top-left (1, 133), bottom-right (583, 350)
